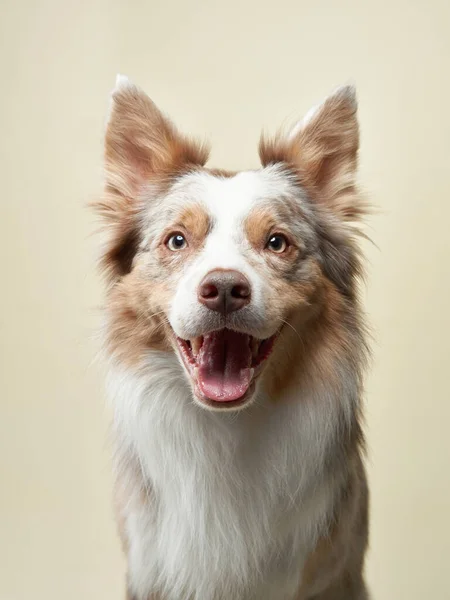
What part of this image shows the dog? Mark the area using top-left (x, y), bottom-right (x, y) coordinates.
top-left (95, 75), bottom-right (370, 600)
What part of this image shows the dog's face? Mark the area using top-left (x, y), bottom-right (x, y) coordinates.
top-left (136, 168), bottom-right (323, 409)
top-left (99, 77), bottom-right (363, 410)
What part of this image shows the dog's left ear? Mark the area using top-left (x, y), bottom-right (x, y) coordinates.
top-left (259, 86), bottom-right (361, 221)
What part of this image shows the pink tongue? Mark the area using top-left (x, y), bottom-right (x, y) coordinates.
top-left (197, 330), bottom-right (253, 402)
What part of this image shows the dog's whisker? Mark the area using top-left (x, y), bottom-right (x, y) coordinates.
top-left (279, 318), bottom-right (302, 342)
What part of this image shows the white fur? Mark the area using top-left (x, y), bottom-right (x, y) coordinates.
top-left (115, 73), bottom-right (132, 90)
top-left (288, 105), bottom-right (320, 140)
top-left (109, 349), bottom-right (343, 600)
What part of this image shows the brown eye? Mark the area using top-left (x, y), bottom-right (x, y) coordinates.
top-left (266, 234), bottom-right (288, 254)
top-left (167, 233), bottom-right (188, 251)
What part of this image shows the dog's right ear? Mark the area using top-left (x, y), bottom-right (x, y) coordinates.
top-left (105, 75), bottom-right (209, 197)
top-left (96, 75), bottom-right (209, 280)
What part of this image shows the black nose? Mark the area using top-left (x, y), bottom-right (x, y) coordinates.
top-left (198, 269), bottom-right (251, 315)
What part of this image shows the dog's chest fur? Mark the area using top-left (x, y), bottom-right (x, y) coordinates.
top-left (110, 353), bottom-right (344, 600)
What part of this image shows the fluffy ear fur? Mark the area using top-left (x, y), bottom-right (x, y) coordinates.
top-left (259, 86), bottom-right (363, 221)
top-left (95, 75), bottom-right (209, 280)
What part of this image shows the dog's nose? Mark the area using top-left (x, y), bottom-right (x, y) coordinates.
top-left (198, 270), bottom-right (251, 315)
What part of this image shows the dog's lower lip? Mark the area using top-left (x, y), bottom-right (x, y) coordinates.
top-left (175, 329), bottom-right (277, 405)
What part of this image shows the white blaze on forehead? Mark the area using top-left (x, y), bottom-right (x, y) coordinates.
top-left (172, 165), bottom-right (294, 234)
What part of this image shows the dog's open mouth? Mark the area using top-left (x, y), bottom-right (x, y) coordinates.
top-left (176, 329), bottom-right (276, 407)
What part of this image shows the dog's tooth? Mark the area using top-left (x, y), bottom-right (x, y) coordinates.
top-left (251, 338), bottom-right (259, 357)
top-left (191, 337), bottom-right (202, 357)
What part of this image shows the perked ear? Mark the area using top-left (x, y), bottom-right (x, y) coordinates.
top-left (96, 76), bottom-right (209, 281)
top-left (105, 75), bottom-right (209, 197)
top-left (259, 85), bottom-right (362, 221)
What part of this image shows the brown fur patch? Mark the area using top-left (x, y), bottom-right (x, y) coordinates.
top-left (265, 276), bottom-right (365, 400)
top-left (243, 204), bottom-right (300, 262)
top-left (94, 192), bottom-right (145, 281)
top-left (106, 82), bottom-right (209, 195)
top-left (206, 167), bottom-right (237, 178)
top-left (244, 206), bottom-right (278, 249)
top-left (297, 454), bottom-right (369, 599)
top-left (265, 263), bottom-right (322, 329)
top-left (172, 203), bottom-right (211, 248)
top-left (259, 86), bottom-right (367, 223)
top-left (105, 267), bottom-right (172, 367)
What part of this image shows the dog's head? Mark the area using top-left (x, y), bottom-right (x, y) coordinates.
top-left (98, 76), bottom-right (364, 411)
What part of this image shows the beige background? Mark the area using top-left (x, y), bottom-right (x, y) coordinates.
top-left (1, 0), bottom-right (449, 598)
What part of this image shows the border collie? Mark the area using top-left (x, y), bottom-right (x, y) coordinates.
top-left (95, 76), bottom-right (370, 600)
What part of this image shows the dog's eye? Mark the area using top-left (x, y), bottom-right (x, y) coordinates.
top-left (167, 233), bottom-right (188, 251)
top-left (266, 234), bottom-right (288, 254)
